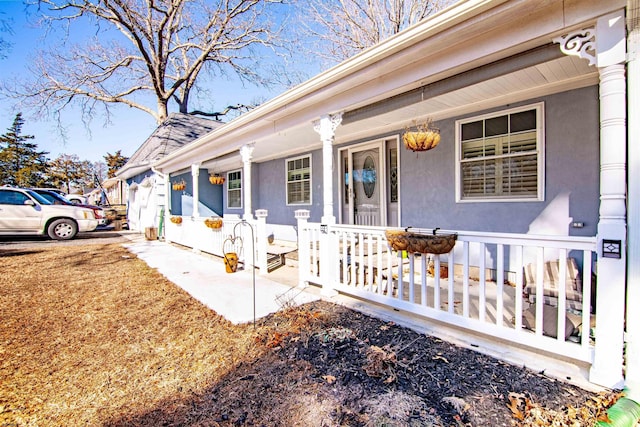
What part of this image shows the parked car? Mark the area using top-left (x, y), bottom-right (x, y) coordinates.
top-left (0, 187), bottom-right (98, 240)
top-left (30, 188), bottom-right (106, 225)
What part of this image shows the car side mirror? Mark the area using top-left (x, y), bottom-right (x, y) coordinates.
top-left (23, 199), bottom-right (36, 206)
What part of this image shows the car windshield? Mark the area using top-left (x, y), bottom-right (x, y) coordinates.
top-left (25, 189), bottom-right (53, 205)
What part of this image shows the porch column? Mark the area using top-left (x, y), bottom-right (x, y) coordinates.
top-left (556, 11), bottom-right (627, 388)
top-left (591, 11), bottom-right (627, 390)
top-left (555, 10), bottom-right (627, 389)
top-left (295, 209), bottom-right (310, 288)
top-left (313, 113), bottom-right (343, 296)
top-left (191, 163), bottom-right (200, 218)
top-left (240, 143), bottom-right (255, 220)
top-left (626, 0), bottom-right (640, 402)
top-left (313, 113), bottom-right (343, 224)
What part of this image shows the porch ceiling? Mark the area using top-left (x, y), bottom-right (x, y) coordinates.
top-left (242, 54), bottom-right (597, 165)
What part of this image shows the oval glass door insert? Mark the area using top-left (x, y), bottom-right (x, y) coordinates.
top-left (362, 155), bottom-right (376, 198)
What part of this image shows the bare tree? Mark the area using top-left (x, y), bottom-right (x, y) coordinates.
top-left (48, 153), bottom-right (92, 193)
top-left (0, 11), bottom-right (13, 60)
top-left (5, 0), bottom-right (286, 124)
top-left (300, 0), bottom-right (454, 64)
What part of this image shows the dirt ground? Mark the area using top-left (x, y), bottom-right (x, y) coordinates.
top-left (0, 242), bottom-right (620, 426)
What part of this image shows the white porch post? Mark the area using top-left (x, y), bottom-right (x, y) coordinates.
top-left (313, 113), bottom-right (343, 296)
top-left (191, 163), bottom-right (200, 218)
top-left (255, 209), bottom-right (268, 275)
top-left (625, 0), bottom-right (640, 402)
top-left (555, 10), bottom-right (627, 389)
top-left (240, 144), bottom-right (255, 220)
top-left (295, 209), bottom-right (310, 288)
top-left (591, 11), bottom-right (627, 389)
top-left (314, 113), bottom-right (343, 224)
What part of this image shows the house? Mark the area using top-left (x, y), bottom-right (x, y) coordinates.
top-left (116, 113), bottom-right (222, 233)
top-left (147, 0), bottom-right (637, 393)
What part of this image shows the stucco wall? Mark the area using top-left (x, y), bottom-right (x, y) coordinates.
top-left (254, 149), bottom-right (324, 225)
top-left (400, 86), bottom-right (599, 237)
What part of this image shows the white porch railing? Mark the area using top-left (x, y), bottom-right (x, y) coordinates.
top-left (164, 215), bottom-right (269, 272)
top-left (297, 221), bottom-right (597, 364)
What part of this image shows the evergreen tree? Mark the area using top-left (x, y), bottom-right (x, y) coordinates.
top-left (104, 150), bottom-right (129, 178)
top-left (0, 113), bottom-right (49, 187)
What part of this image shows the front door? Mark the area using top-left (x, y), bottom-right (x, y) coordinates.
top-left (346, 142), bottom-right (386, 226)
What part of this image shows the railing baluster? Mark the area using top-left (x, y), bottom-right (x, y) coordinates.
top-left (421, 254), bottom-right (428, 307)
top-left (479, 242), bottom-right (486, 322)
top-left (434, 255), bottom-right (441, 309)
top-left (463, 241), bottom-right (470, 318)
top-left (535, 247), bottom-right (544, 336)
top-left (358, 232), bottom-right (365, 287)
top-left (409, 253), bottom-right (415, 303)
top-left (514, 246), bottom-right (524, 331)
top-left (448, 253), bottom-right (455, 314)
top-left (496, 244), bottom-right (504, 327)
top-left (557, 249), bottom-right (568, 342)
top-left (398, 251), bottom-right (404, 300)
top-left (367, 235), bottom-right (374, 291)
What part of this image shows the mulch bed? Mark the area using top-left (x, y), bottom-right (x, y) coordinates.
top-left (0, 244), bottom-right (618, 426)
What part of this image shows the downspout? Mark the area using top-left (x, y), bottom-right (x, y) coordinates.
top-left (597, 1), bottom-right (640, 425)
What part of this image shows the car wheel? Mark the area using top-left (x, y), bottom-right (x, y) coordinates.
top-left (47, 219), bottom-right (78, 240)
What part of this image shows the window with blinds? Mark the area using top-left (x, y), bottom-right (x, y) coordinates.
top-left (227, 170), bottom-right (242, 209)
top-left (457, 104), bottom-right (543, 202)
top-left (286, 155), bottom-right (311, 205)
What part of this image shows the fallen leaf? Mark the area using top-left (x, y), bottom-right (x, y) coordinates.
top-left (322, 375), bottom-right (336, 384)
top-left (433, 355), bottom-right (449, 363)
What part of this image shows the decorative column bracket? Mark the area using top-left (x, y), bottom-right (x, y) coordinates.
top-left (553, 27), bottom-right (596, 66)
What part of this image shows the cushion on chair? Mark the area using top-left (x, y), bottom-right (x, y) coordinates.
top-left (524, 258), bottom-right (583, 304)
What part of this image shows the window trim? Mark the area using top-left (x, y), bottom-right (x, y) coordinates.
top-left (226, 169), bottom-right (243, 209)
top-left (285, 154), bottom-right (312, 206)
top-left (455, 102), bottom-right (545, 203)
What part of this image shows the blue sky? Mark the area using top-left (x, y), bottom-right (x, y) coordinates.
top-left (0, 0), bottom-right (303, 163)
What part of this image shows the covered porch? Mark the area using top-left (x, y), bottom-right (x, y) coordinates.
top-left (153, 0), bottom-right (632, 390)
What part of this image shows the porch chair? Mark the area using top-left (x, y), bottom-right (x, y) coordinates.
top-left (523, 258), bottom-right (583, 311)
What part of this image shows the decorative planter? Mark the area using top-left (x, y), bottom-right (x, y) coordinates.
top-left (403, 130), bottom-right (441, 152)
top-left (204, 218), bottom-right (223, 229)
top-left (209, 174), bottom-right (225, 185)
top-left (385, 229), bottom-right (457, 254)
top-left (172, 180), bottom-right (186, 191)
top-left (170, 216), bottom-right (183, 224)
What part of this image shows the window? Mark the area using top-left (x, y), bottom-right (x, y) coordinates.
top-left (0, 190), bottom-right (30, 205)
top-left (286, 155), bottom-right (311, 205)
top-left (456, 103), bottom-right (544, 202)
top-left (227, 170), bottom-right (242, 209)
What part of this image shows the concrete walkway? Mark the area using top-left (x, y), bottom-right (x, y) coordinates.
top-left (123, 238), bottom-right (318, 324)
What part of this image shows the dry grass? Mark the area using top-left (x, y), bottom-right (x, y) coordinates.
top-left (0, 244), bottom-right (266, 426)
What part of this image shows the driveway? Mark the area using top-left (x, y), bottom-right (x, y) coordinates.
top-left (0, 229), bottom-right (140, 249)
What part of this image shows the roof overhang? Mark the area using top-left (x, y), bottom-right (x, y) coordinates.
top-left (153, 0), bottom-right (624, 174)
top-left (116, 161), bottom-right (152, 180)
